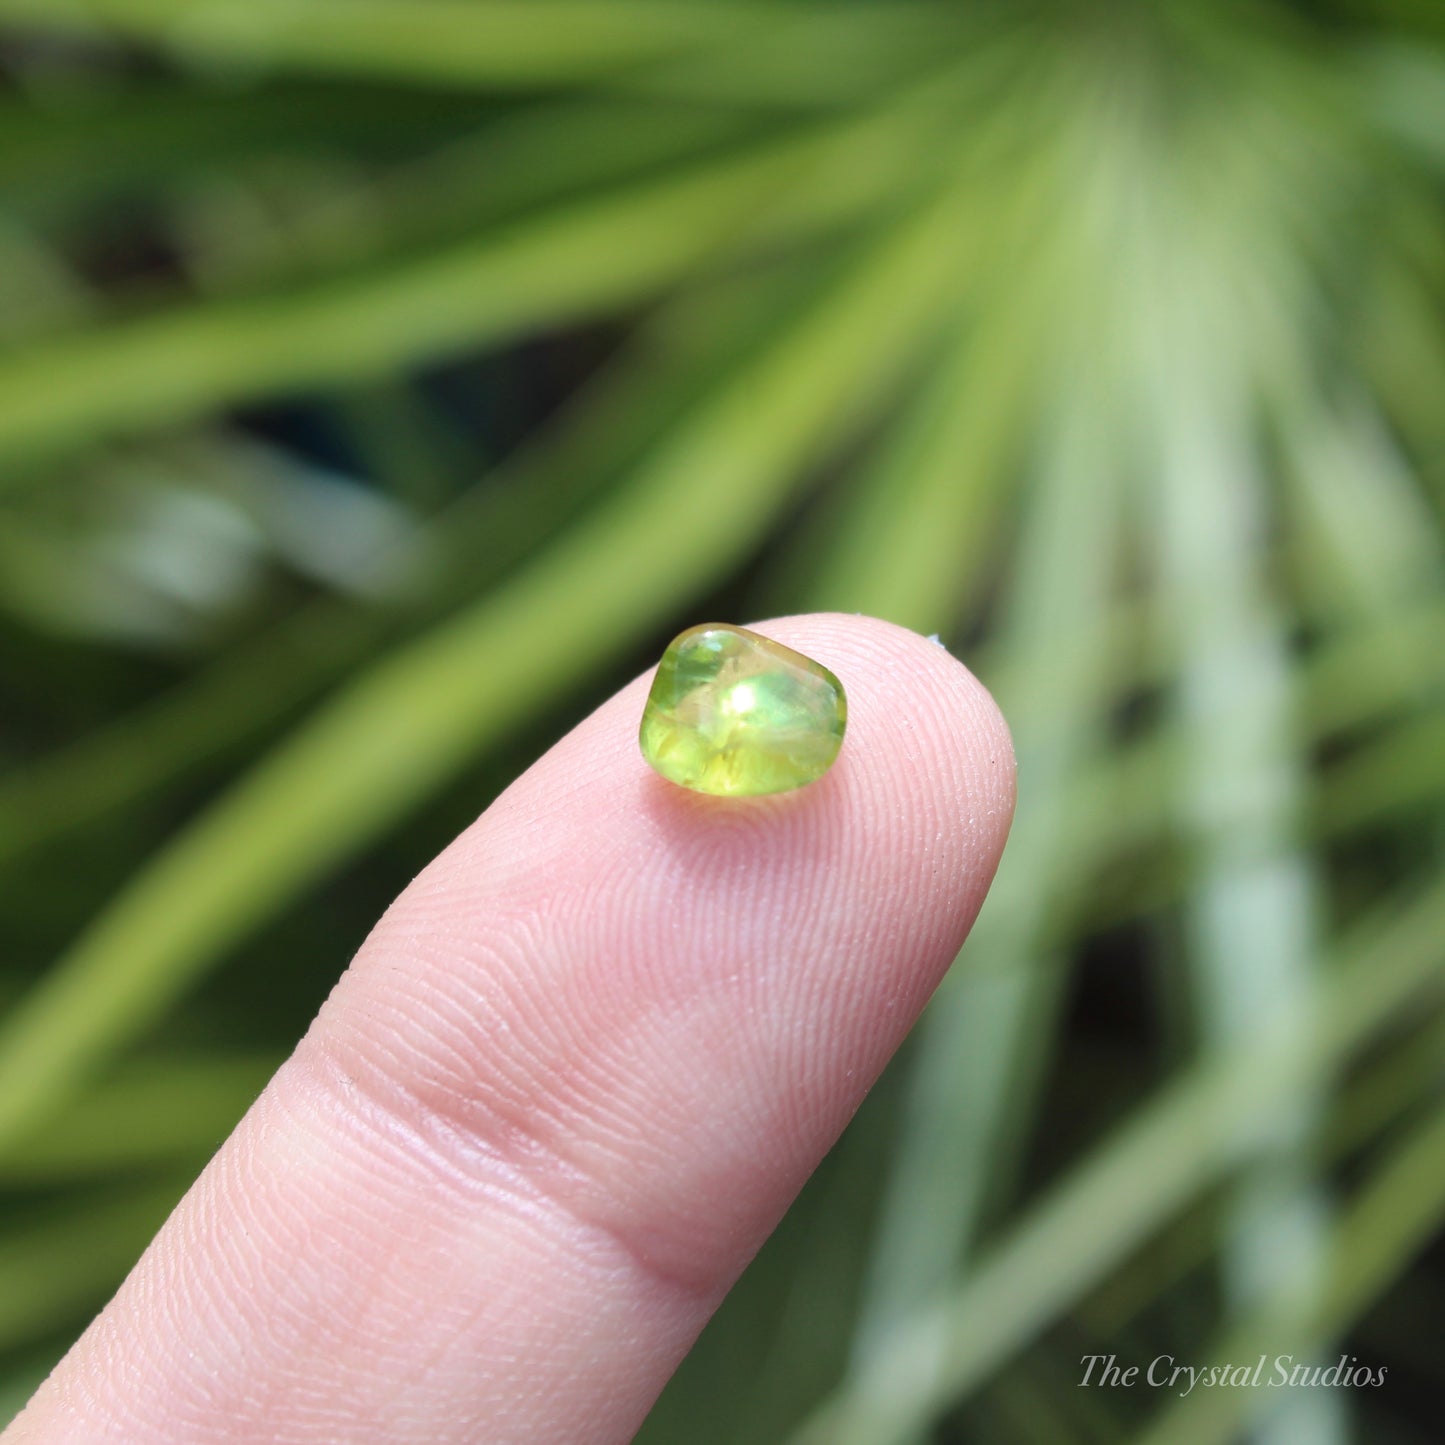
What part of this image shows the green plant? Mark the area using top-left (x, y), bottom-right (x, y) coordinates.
top-left (0, 2), bottom-right (1441, 1440)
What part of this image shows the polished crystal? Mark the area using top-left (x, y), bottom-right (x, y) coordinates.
top-left (639, 624), bottom-right (846, 796)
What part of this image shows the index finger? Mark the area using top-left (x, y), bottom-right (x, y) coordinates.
top-left (6, 613), bottom-right (1015, 1445)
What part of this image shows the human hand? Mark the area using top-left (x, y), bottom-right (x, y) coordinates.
top-left (5, 614), bottom-right (1014, 1445)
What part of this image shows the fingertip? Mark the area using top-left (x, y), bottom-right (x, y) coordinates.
top-left (12, 613), bottom-right (1018, 1445)
top-left (722, 611), bottom-right (1017, 933)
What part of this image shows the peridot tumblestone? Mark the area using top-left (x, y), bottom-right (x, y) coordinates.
top-left (639, 624), bottom-right (847, 796)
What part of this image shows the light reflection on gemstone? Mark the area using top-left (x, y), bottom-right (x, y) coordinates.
top-left (639, 624), bottom-right (847, 796)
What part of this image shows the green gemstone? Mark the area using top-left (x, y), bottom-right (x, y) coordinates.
top-left (639, 624), bottom-right (847, 796)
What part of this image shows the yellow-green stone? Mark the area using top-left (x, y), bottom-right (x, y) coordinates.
top-left (639, 624), bottom-right (847, 796)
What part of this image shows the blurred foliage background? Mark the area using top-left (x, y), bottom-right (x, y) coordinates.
top-left (0, 1), bottom-right (1443, 1441)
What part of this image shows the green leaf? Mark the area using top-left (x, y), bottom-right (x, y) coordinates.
top-left (849, 370), bottom-right (1129, 1390)
top-left (0, 255), bottom-right (819, 867)
top-left (0, 0), bottom-right (796, 89)
top-left (787, 868), bottom-right (1445, 1445)
top-left (0, 1176), bottom-right (189, 1352)
top-left (0, 185), bottom-right (970, 1154)
top-left (1130, 1086), bottom-right (1445, 1445)
top-left (0, 1054), bottom-right (277, 1183)
top-left (1144, 310), bottom-right (1340, 1445)
top-left (0, 57), bottom-right (980, 467)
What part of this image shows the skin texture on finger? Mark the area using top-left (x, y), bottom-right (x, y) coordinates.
top-left (6, 613), bottom-right (1015, 1445)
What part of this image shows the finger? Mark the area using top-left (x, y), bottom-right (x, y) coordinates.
top-left (7, 613), bottom-right (1014, 1445)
